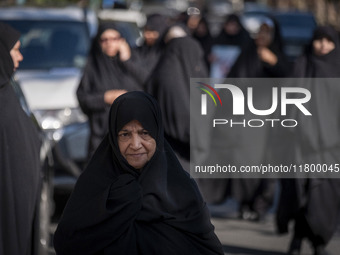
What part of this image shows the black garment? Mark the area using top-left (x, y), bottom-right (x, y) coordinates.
top-left (199, 18), bottom-right (289, 216)
top-left (77, 22), bottom-right (142, 158)
top-left (214, 14), bottom-right (251, 48)
top-left (147, 36), bottom-right (208, 169)
top-left (277, 26), bottom-right (340, 250)
top-left (124, 44), bottom-right (163, 86)
top-left (123, 14), bottom-right (168, 87)
top-left (228, 17), bottom-right (290, 78)
top-left (0, 22), bottom-right (20, 86)
top-left (193, 17), bottom-right (214, 71)
top-left (228, 39), bottom-right (290, 78)
top-left (54, 91), bottom-right (224, 255)
top-left (228, 40), bottom-right (290, 78)
top-left (0, 22), bottom-right (41, 255)
top-left (293, 26), bottom-right (340, 78)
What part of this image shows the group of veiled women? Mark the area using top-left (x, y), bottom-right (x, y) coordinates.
top-left (195, 14), bottom-right (340, 255)
top-left (58, 13), bottom-right (223, 255)
top-left (2, 8), bottom-right (340, 255)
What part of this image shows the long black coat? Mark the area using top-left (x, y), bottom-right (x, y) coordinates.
top-left (276, 26), bottom-right (340, 245)
top-left (0, 22), bottom-right (41, 255)
top-left (147, 36), bottom-right (208, 167)
top-left (77, 23), bottom-right (142, 158)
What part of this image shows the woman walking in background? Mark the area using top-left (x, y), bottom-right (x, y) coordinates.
top-left (277, 25), bottom-right (340, 255)
top-left (77, 22), bottom-right (142, 159)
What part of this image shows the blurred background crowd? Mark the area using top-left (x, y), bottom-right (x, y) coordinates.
top-left (1, 0), bottom-right (340, 254)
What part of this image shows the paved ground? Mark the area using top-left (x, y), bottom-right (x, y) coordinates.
top-left (209, 201), bottom-right (340, 255)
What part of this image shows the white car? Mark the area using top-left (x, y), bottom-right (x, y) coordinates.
top-left (0, 6), bottom-right (97, 131)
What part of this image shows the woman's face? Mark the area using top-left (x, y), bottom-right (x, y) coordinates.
top-left (224, 20), bottom-right (240, 35)
top-left (255, 24), bottom-right (273, 47)
top-left (118, 119), bottom-right (156, 170)
top-left (313, 37), bottom-right (335, 56)
top-left (99, 29), bottom-right (121, 57)
top-left (143, 29), bottom-right (159, 46)
top-left (10, 40), bottom-right (23, 71)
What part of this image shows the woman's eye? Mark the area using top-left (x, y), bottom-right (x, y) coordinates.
top-left (118, 132), bottom-right (130, 141)
top-left (140, 130), bottom-right (152, 140)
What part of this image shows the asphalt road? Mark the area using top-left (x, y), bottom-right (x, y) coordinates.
top-left (209, 201), bottom-right (340, 255)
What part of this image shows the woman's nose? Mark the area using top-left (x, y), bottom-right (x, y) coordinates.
top-left (130, 134), bottom-right (142, 149)
top-left (18, 51), bottom-right (24, 62)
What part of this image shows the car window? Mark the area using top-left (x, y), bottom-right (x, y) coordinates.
top-left (3, 20), bottom-right (90, 70)
top-left (274, 14), bottom-right (316, 28)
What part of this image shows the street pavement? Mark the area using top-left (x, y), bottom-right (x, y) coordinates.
top-left (209, 200), bottom-right (340, 255)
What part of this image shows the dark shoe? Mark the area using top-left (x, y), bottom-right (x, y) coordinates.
top-left (288, 238), bottom-right (301, 255)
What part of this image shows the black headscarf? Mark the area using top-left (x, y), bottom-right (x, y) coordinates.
top-left (76, 22), bottom-right (142, 157)
top-left (144, 13), bottom-right (169, 40)
top-left (293, 25), bottom-right (340, 77)
top-left (214, 14), bottom-right (251, 47)
top-left (0, 22), bottom-right (41, 255)
top-left (78, 22), bottom-right (141, 94)
top-left (124, 14), bottom-right (169, 87)
top-left (193, 17), bottom-right (214, 71)
top-left (147, 36), bottom-right (208, 162)
top-left (0, 22), bottom-right (20, 86)
top-left (54, 91), bottom-right (223, 255)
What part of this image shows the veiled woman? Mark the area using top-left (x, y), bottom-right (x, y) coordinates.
top-left (54, 91), bottom-right (224, 255)
top-left (147, 25), bottom-right (208, 171)
top-left (0, 22), bottom-right (41, 255)
top-left (77, 22), bottom-right (142, 159)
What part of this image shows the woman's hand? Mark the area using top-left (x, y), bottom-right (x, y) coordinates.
top-left (104, 89), bottom-right (128, 105)
top-left (118, 38), bottom-right (131, 62)
top-left (257, 47), bottom-right (278, 66)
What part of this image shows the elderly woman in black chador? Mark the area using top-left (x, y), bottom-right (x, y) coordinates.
top-left (276, 26), bottom-right (340, 255)
top-left (77, 22), bottom-right (142, 159)
top-left (54, 91), bottom-right (224, 255)
top-left (0, 22), bottom-right (41, 255)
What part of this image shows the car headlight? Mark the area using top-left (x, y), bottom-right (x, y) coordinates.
top-left (33, 108), bottom-right (88, 141)
top-left (33, 107), bottom-right (88, 131)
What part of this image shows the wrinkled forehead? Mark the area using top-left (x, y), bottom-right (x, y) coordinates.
top-left (112, 94), bottom-right (159, 140)
top-left (100, 29), bottom-right (120, 38)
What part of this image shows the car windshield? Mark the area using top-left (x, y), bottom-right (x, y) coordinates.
top-left (4, 20), bottom-right (90, 70)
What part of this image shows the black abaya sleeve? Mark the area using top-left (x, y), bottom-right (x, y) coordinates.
top-left (121, 50), bottom-right (151, 86)
top-left (262, 51), bottom-right (291, 77)
top-left (76, 62), bottom-right (108, 115)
